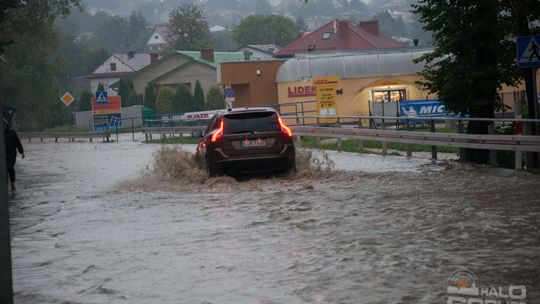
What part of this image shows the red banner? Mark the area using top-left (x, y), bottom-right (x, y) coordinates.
top-left (92, 95), bottom-right (121, 115)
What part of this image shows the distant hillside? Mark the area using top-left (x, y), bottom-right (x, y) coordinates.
top-left (79, 0), bottom-right (419, 25)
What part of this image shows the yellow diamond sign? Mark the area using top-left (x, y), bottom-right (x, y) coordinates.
top-left (60, 92), bottom-right (75, 106)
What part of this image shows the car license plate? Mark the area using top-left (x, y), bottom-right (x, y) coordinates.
top-left (241, 138), bottom-right (266, 147)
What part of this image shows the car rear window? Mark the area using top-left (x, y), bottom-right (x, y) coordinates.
top-left (223, 112), bottom-right (279, 134)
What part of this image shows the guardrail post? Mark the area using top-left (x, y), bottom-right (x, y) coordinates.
top-left (430, 119), bottom-right (437, 160)
top-left (406, 144), bottom-right (412, 158)
top-left (488, 123), bottom-right (498, 166)
top-left (458, 120), bottom-right (465, 161)
top-left (337, 138), bottom-right (342, 152)
top-left (514, 101), bottom-right (523, 170)
top-left (316, 136), bottom-right (321, 146)
top-left (132, 118), bottom-right (135, 141)
top-left (381, 142), bottom-right (387, 156)
top-left (357, 140), bottom-right (363, 153)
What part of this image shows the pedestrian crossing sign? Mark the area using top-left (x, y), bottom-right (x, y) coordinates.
top-left (95, 91), bottom-right (108, 104)
top-left (517, 35), bottom-right (540, 68)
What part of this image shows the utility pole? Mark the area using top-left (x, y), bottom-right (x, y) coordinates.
top-left (0, 121), bottom-right (14, 304)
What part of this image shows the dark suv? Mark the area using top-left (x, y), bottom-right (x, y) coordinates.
top-left (195, 107), bottom-right (296, 176)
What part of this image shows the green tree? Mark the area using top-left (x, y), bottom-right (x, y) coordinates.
top-left (169, 3), bottom-right (213, 50)
top-left (155, 87), bottom-right (175, 114)
top-left (502, 0), bottom-right (540, 168)
top-left (97, 82), bottom-right (105, 92)
top-left (373, 11), bottom-right (407, 38)
top-left (54, 32), bottom-right (110, 93)
top-left (193, 80), bottom-right (205, 112)
top-left (212, 30), bottom-right (239, 51)
top-left (206, 86), bottom-right (224, 110)
top-left (233, 15), bottom-right (299, 47)
top-left (79, 90), bottom-right (92, 111)
top-left (175, 85), bottom-right (194, 112)
top-left (296, 14), bottom-right (306, 31)
top-left (127, 11), bottom-right (151, 51)
top-left (0, 0), bottom-right (80, 130)
top-left (127, 90), bottom-right (143, 107)
top-left (117, 79), bottom-right (128, 106)
top-left (412, 0), bottom-right (521, 164)
top-left (1, 0), bottom-right (80, 54)
top-left (92, 15), bottom-right (130, 53)
top-left (117, 78), bottom-right (137, 107)
top-left (144, 82), bottom-right (156, 110)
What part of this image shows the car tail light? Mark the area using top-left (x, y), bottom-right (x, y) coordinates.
top-left (211, 118), bottom-right (224, 142)
top-left (277, 116), bottom-right (292, 137)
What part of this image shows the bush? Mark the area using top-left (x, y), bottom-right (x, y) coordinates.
top-left (175, 85), bottom-right (194, 112)
top-left (206, 86), bottom-right (224, 110)
top-left (156, 87), bottom-right (175, 114)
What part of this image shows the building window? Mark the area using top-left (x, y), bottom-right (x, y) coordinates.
top-left (155, 35), bottom-right (159, 39)
top-left (372, 89), bottom-right (407, 103)
top-left (110, 63), bottom-right (116, 71)
top-left (322, 32), bottom-right (331, 40)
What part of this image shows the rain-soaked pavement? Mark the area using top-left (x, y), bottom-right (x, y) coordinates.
top-left (9, 136), bottom-right (540, 304)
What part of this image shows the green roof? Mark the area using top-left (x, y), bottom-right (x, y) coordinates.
top-left (176, 51), bottom-right (245, 68)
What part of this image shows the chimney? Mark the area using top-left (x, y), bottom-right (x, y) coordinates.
top-left (128, 51), bottom-right (135, 59)
top-left (359, 20), bottom-right (379, 36)
top-left (201, 49), bottom-right (214, 62)
top-left (150, 53), bottom-right (159, 64)
top-left (413, 38), bottom-right (419, 46)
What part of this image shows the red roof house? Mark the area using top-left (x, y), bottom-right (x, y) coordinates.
top-left (274, 19), bottom-right (404, 58)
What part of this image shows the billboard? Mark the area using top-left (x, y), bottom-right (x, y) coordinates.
top-left (92, 95), bottom-right (122, 131)
top-left (399, 100), bottom-right (464, 123)
top-left (400, 100), bottom-right (447, 118)
top-left (313, 76), bottom-right (340, 123)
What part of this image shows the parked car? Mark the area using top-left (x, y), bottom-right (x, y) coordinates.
top-left (195, 107), bottom-right (296, 176)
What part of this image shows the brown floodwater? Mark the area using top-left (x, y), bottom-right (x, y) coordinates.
top-left (9, 139), bottom-right (540, 304)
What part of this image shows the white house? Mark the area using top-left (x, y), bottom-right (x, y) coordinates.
top-left (147, 25), bottom-right (172, 53)
top-left (86, 53), bottom-right (156, 95)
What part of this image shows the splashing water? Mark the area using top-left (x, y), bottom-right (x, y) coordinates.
top-left (119, 146), bottom-right (337, 192)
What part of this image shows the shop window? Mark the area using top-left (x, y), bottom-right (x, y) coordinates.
top-left (373, 89), bottom-right (407, 102)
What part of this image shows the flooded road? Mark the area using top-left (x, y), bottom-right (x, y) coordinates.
top-left (9, 138), bottom-right (540, 304)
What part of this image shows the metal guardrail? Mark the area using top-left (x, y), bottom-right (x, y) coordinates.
top-left (291, 126), bottom-right (540, 152)
top-left (142, 126), bottom-right (206, 142)
top-left (281, 114), bottom-right (540, 125)
top-left (19, 131), bottom-right (111, 143)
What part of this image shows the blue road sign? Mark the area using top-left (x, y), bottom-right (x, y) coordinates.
top-left (225, 87), bottom-right (234, 98)
top-left (517, 35), bottom-right (540, 68)
top-left (95, 91), bottom-right (108, 104)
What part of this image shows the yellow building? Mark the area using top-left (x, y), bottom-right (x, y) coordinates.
top-left (276, 47), bottom-right (539, 125)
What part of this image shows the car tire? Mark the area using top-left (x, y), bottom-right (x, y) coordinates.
top-left (206, 155), bottom-right (221, 177)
